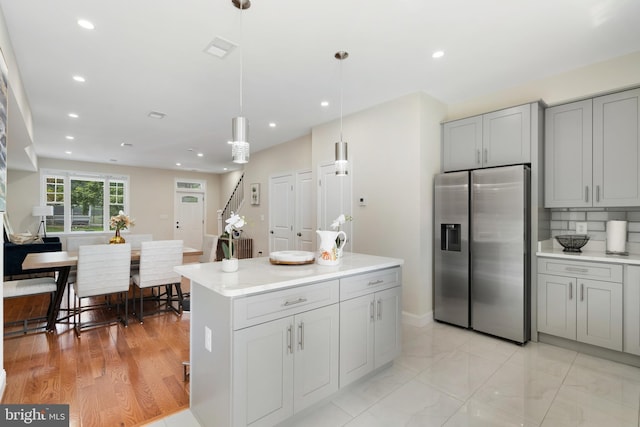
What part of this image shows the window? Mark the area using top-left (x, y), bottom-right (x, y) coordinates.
top-left (42, 170), bottom-right (129, 233)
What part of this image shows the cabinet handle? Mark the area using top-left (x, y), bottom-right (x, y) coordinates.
top-left (284, 297), bottom-right (307, 306)
top-left (565, 267), bottom-right (588, 274)
top-left (287, 325), bottom-right (293, 354)
top-left (569, 282), bottom-right (573, 300)
top-left (298, 322), bottom-right (304, 350)
top-left (377, 299), bottom-right (382, 320)
top-left (585, 186), bottom-right (589, 203)
top-left (370, 301), bottom-right (375, 322)
top-left (368, 279), bottom-right (384, 286)
top-left (596, 185), bottom-right (600, 203)
top-left (580, 283), bottom-right (584, 301)
top-left (483, 148), bottom-right (488, 164)
top-left (476, 149), bottom-right (481, 165)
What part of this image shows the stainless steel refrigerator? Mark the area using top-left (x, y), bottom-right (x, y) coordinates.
top-left (434, 165), bottom-right (530, 343)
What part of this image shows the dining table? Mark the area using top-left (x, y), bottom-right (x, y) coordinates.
top-left (22, 246), bottom-right (203, 332)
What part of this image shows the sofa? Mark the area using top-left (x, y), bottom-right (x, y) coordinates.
top-left (3, 230), bottom-right (62, 279)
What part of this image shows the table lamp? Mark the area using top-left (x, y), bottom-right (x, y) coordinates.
top-left (32, 205), bottom-right (54, 238)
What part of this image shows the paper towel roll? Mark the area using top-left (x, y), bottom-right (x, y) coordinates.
top-left (606, 220), bottom-right (627, 254)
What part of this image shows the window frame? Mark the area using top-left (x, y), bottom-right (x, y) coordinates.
top-left (40, 169), bottom-right (130, 234)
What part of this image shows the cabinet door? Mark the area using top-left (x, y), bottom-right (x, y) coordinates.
top-left (576, 279), bottom-right (623, 351)
top-left (442, 116), bottom-right (483, 172)
top-left (544, 100), bottom-right (593, 207)
top-left (339, 294), bottom-right (375, 388)
top-left (374, 287), bottom-right (402, 369)
top-left (624, 266), bottom-right (640, 355)
top-left (537, 274), bottom-right (576, 340)
top-left (233, 317), bottom-right (294, 427)
top-left (482, 104), bottom-right (531, 168)
top-left (293, 304), bottom-right (339, 412)
top-left (593, 88), bottom-right (640, 207)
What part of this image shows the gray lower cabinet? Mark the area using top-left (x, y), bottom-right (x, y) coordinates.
top-left (339, 268), bottom-right (402, 388)
top-left (545, 87), bottom-right (640, 208)
top-left (537, 258), bottom-right (623, 351)
top-left (442, 103), bottom-right (532, 172)
top-left (624, 265), bottom-right (640, 356)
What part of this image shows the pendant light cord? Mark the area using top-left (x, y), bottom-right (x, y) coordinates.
top-left (339, 57), bottom-right (344, 141)
top-left (239, 5), bottom-right (244, 116)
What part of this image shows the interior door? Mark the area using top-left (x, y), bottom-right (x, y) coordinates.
top-left (295, 170), bottom-right (314, 251)
top-left (174, 191), bottom-right (204, 250)
top-left (269, 173), bottom-right (295, 252)
top-left (318, 163), bottom-right (352, 251)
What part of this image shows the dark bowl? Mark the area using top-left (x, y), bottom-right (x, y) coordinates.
top-left (555, 234), bottom-right (590, 252)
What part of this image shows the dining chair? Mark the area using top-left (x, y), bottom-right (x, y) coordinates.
top-left (200, 234), bottom-right (218, 263)
top-left (131, 240), bottom-right (184, 323)
top-left (3, 277), bottom-right (58, 336)
top-left (73, 243), bottom-right (131, 337)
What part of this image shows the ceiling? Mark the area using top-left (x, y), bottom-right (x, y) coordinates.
top-left (1, 0), bottom-right (640, 173)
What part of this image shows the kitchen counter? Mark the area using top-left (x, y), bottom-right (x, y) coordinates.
top-left (174, 251), bottom-right (404, 297)
top-left (537, 247), bottom-right (640, 265)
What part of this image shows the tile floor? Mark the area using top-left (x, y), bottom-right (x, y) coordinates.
top-left (149, 321), bottom-right (640, 426)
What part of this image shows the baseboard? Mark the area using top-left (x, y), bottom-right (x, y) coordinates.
top-left (402, 310), bottom-right (433, 327)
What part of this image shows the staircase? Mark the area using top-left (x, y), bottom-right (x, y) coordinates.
top-left (220, 173), bottom-right (245, 230)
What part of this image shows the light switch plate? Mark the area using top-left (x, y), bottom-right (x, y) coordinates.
top-left (576, 222), bottom-right (588, 234)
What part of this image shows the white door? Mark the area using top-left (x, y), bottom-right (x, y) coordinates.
top-left (318, 163), bottom-right (352, 251)
top-left (174, 191), bottom-right (204, 250)
top-left (269, 173), bottom-right (295, 252)
top-left (293, 304), bottom-right (339, 412)
top-left (295, 170), bottom-right (314, 251)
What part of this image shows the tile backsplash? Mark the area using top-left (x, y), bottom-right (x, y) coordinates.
top-left (550, 208), bottom-right (640, 253)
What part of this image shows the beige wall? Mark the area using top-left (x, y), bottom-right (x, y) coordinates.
top-left (7, 158), bottom-right (221, 244)
top-left (311, 93), bottom-right (447, 319)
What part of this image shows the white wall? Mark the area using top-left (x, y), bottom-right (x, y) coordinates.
top-left (7, 158), bottom-right (221, 242)
top-left (311, 93), bottom-right (447, 320)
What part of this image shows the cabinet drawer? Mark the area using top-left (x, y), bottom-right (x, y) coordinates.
top-left (340, 267), bottom-right (401, 301)
top-left (233, 280), bottom-right (339, 330)
top-left (537, 258), bottom-right (622, 283)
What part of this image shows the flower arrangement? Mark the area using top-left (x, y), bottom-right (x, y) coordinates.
top-left (110, 210), bottom-right (135, 232)
top-left (222, 211), bottom-right (246, 259)
top-left (331, 214), bottom-right (352, 246)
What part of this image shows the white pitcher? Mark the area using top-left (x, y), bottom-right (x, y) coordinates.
top-left (316, 230), bottom-right (347, 265)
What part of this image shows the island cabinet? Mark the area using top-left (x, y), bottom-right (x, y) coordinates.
top-left (545, 87), bottom-right (640, 208)
top-left (232, 280), bottom-right (340, 427)
top-left (537, 257), bottom-right (623, 351)
top-left (623, 266), bottom-right (640, 356)
top-left (442, 103), bottom-right (531, 172)
top-left (339, 267), bottom-right (402, 387)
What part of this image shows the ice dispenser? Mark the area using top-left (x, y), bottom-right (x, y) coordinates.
top-left (441, 223), bottom-right (461, 251)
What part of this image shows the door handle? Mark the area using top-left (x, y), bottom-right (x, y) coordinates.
top-left (270, 230), bottom-right (274, 234)
top-left (377, 299), bottom-right (382, 320)
top-left (483, 148), bottom-right (488, 164)
top-left (585, 186), bottom-right (589, 203)
top-left (297, 232), bottom-right (302, 237)
top-left (370, 301), bottom-right (375, 322)
top-left (476, 149), bottom-right (481, 165)
top-left (287, 325), bottom-right (293, 354)
top-left (580, 283), bottom-right (584, 301)
top-left (569, 282), bottom-right (573, 300)
top-left (596, 185), bottom-right (600, 203)
top-left (298, 322), bottom-right (304, 350)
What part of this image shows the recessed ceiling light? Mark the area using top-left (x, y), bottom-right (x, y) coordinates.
top-left (432, 50), bottom-right (445, 59)
top-left (176, 162), bottom-right (182, 167)
top-left (109, 159), bottom-right (118, 162)
top-left (77, 19), bottom-right (95, 30)
top-left (65, 136), bottom-right (75, 140)
top-left (269, 122), bottom-right (276, 128)
top-left (227, 140), bottom-right (233, 145)
top-left (73, 75), bottom-right (86, 83)
top-left (321, 101), bottom-right (329, 107)
top-left (65, 151), bottom-right (72, 155)
top-left (148, 111), bottom-right (166, 119)
top-left (204, 36), bottom-right (237, 58)
top-left (120, 142), bottom-right (133, 147)
top-left (223, 168), bottom-right (228, 171)
top-left (68, 113), bottom-right (79, 118)
top-left (197, 153), bottom-right (204, 157)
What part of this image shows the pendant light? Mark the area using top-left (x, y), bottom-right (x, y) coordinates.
top-left (231, 0), bottom-right (250, 164)
top-left (334, 51), bottom-right (349, 176)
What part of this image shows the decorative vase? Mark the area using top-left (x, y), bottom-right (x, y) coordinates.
top-left (222, 258), bottom-right (239, 272)
top-left (109, 229), bottom-right (126, 244)
top-left (316, 230), bottom-right (347, 266)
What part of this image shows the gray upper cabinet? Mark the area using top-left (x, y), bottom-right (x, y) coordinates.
top-left (545, 88), bottom-right (640, 207)
top-left (442, 104), bottom-right (531, 172)
top-left (545, 99), bottom-right (593, 208)
top-left (593, 88), bottom-right (640, 207)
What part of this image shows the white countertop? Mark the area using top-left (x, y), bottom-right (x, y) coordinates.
top-left (537, 247), bottom-right (640, 265)
top-left (174, 252), bottom-right (404, 297)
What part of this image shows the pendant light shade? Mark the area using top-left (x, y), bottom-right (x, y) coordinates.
top-left (231, 0), bottom-right (250, 164)
top-left (232, 116), bottom-right (249, 163)
top-left (334, 51), bottom-right (349, 176)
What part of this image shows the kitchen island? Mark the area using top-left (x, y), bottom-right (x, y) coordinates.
top-left (175, 252), bottom-right (403, 427)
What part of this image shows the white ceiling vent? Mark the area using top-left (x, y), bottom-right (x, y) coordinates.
top-left (204, 36), bottom-right (237, 58)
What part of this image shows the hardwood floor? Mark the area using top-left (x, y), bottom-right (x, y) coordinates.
top-left (2, 293), bottom-right (190, 427)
